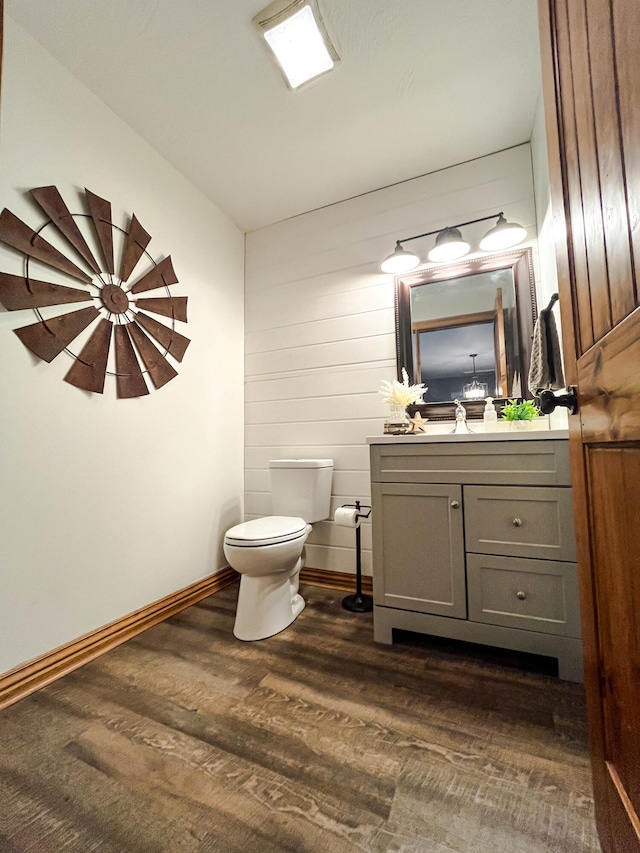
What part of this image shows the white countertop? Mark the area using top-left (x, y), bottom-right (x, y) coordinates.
top-left (367, 429), bottom-right (569, 445)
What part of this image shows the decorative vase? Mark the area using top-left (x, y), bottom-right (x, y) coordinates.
top-left (384, 404), bottom-right (411, 435)
top-left (509, 419), bottom-right (534, 430)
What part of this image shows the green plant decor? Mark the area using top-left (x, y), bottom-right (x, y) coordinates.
top-left (500, 398), bottom-right (540, 421)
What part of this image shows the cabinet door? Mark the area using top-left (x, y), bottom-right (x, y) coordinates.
top-left (372, 483), bottom-right (466, 618)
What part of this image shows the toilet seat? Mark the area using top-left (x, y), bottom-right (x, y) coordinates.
top-left (224, 516), bottom-right (308, 548)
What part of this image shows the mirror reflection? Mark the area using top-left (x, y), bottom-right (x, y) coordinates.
top-left (411, 268), bottom-right (520, 402)
top-left (395, 249), bottom-right (536, 413)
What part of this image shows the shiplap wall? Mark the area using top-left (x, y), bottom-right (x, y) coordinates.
top-left (245, 144), bottom-right (539, 577)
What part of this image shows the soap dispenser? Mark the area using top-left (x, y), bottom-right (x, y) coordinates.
top-left (483, 397), bottom-right (498, 430)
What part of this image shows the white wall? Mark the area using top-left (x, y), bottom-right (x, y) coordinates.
top-left (0, 18), bottom-right (245, 674)
top-left (245, 145), bottom-right (542, 578)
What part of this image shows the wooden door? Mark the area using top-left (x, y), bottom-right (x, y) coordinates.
top-left (539, 1), bottom-right (640, 850)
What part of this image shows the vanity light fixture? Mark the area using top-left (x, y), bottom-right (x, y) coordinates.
top-left (380, 212), bottom-right (526, 273)
top-left (253, 0), bottom-right (339, 90)
top-left (463, 353), bottom-right (489, 400)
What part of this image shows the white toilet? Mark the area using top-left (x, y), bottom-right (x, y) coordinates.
top-left (223, 459), bottom-right (333, 641)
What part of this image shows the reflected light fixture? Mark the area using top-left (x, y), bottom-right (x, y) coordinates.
top-left (463, 353), bottom-right (489, 400)
top-left (254, 0), bottom-right (339, 90)
top-left (380, 211), bottom-right (526, 273)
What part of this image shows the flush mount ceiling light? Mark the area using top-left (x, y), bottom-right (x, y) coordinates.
top-left (380, 212), bottom-right (527, 273)
top-left (254, 0), bottom-right (339, 90)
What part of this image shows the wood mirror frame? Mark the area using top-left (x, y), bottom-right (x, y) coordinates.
top-left (395, 248), bottom-right (537, 420)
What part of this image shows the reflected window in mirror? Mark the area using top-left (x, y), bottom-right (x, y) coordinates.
top-left (395, 249), bottom-right (537, 418)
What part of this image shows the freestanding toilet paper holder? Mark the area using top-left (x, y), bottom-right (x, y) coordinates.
top-left (339, 500), bottom-right (373, 613)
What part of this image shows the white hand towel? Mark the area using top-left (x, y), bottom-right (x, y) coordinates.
top-left (527, 307), bottom-right (565, 394)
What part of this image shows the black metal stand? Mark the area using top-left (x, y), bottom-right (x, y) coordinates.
top-left (341, 501), bottom-right (373, 613)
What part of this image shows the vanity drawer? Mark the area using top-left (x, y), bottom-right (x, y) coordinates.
top-left (370, 441), bottom-right (571, 486)
top-left (464, 485), bottom-right (576, 561)
top-left (466, 554), bottom-right (581, 638)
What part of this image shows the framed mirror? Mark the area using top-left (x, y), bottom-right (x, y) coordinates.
top-left (395, 248), bottom-right (537, 419)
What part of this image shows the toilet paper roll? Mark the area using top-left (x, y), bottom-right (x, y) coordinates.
top-left (334, 506), bottom-right (361, 528)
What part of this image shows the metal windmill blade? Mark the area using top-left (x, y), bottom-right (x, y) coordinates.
top-left (64, 319), bottom-right (113, 393)
top-left (128, 256), bottom-right (178, 294)
top-left (0, 209), bottom-right (92, 283)
top-left (14, 306), bottom-right (100, 363)
top-left (0, 272), bottom-right (93, 310)
top-left (127, 321), bottom-right (178, 389)
top-left (114, 324), bottom-right (149, 398)
top-left (133, 296), bottom-right (188, 322)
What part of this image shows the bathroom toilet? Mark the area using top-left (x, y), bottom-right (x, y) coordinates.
top-left (224, 459), bottom-right (333, 641)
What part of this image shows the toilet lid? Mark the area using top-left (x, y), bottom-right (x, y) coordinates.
top-left (225, 516), bottom-right (308, 547)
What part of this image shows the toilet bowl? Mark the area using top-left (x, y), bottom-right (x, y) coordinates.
top-left (224, 516), bottom-right (311, 641)
top-left (224, 458), bottom-right (333, 641)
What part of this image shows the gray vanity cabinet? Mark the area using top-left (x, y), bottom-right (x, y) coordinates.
top-left (369, 437), bottom-right (583, 681)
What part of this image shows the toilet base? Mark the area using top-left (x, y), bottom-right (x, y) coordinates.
top-left (233, 563), bottom-right (305, 641)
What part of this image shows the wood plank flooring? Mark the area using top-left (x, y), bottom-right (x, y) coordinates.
top-left (0, 583), bottom-right (601, 852)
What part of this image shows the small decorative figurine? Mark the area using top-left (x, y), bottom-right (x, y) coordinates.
top-left (407, 411), bottom-right (428, 434)
top-left (450, 399), bottom-right (474, 434)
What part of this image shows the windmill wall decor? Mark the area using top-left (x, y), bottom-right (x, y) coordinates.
top-left (0, 186), bottom-right (190, 398)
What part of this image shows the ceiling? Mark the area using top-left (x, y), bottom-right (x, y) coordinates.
top-left (7, 0), bottom-right (542, 232)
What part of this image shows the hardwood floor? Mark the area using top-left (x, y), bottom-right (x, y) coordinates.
top-left (0, 583), bottom-right (600, 852)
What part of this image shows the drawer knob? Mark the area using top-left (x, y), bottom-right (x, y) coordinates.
top-left (512, 517), bottom-right (522, 527)
top-left (450, 500), bottom-right (460, 509)
top-left (516, 590), bottom-right (527, 600)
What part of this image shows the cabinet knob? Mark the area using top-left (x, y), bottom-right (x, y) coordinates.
top-left (512, 517), bottom-right (522, 527)
top-left (516, 590), bottom-right (527, 600)
top-left (450, 500), bottom-right (460, 509)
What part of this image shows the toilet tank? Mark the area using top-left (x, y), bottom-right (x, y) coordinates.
top-left (269, 459), bottom-right (333, 523)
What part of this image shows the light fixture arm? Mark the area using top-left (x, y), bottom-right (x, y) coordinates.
top-left (395, 212), bottom-right (505, 247)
